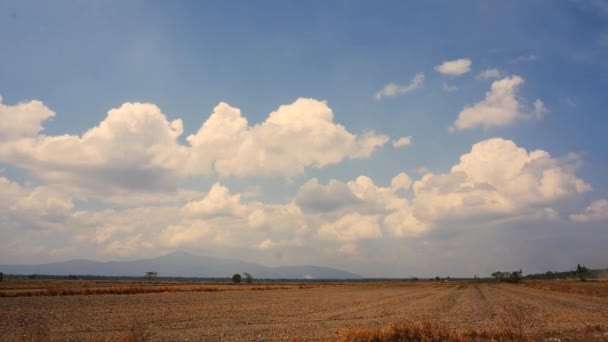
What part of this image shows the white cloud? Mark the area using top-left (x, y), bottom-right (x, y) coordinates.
top-left (160, 221), bottom-right (211, 248)
top-left (256, 239), bottom-right (275, 250)
top-left (391, 173), bottom-right (412, 191)
top-left (570, 199), bottom-right (608, 222)
top-left (317, 213), bottom-right (382, 242)
top-left (477, 68), bottom-right (503, 80)
top-left (296, 174), bottom-right (428, 238)
top-left (434, 58), bottom-right (472, 76)
top-left (0, 102), bottom-right (188, 195)
top-left (374, 73), bottom-right (424, 100)
top-left (392, 136), bottom-right (412, 148)
top-left (0, 137), bottom-right (597, 267)
top-left (450, 76), bottom-right (546, 131)
top-left (0, 97), bottom-right (55, 142)
top-left (412, 138), bottom-right (591, 222)
top-left (187, 98), bottom-right (389, 178)
top-left (182, 183), bottom-right (248, 218)
top-left (0, 98), bottom-right (388, 198)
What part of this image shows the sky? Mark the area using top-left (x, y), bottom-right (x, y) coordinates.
top-left (1, 0), bottom-right (607, 278)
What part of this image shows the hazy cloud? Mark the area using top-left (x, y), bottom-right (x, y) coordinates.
top-left (570, 199), bottom-right (608, 222)
top-left (374, 73), bottom-right (424, 100)
top-left (477, 68), bottom-right (503, 80)
top-left (392, 136), bottom-right (412, 148)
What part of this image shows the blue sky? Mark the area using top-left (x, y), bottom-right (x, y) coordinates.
top-left (0, 1), bottom-right (607, 277)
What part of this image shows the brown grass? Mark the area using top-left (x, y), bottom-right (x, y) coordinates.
top-left (335, 321), bottom-right (608, 342)
top-left (520, 279), bottom-right (608, 298)
top-left (0, 284), bottom-right (292, 297)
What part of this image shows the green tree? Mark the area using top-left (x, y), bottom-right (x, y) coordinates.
top-left (575, 264), bottom-right (589, 281)
top-left (232, 273), bottom-right (242, 283)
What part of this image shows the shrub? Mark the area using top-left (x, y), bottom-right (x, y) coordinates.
top-left (232, 274), bottom-right (241, 283)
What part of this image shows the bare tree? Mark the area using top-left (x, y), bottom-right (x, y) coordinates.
top-left (145, 271), bottom-right (157, 283)
top-left (243, 272), bottom-right (253, 284)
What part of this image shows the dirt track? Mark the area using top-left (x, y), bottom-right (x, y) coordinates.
top-left (1, 283), bottom-right (608, 341)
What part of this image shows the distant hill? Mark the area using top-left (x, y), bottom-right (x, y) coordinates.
top-left (0, 251), bottom-right (362, 279)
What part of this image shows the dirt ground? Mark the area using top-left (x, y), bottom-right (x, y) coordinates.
top-left (1, 282), bottom-right (607, 341)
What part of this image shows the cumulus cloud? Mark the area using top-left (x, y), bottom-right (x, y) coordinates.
top-left (0, 97), bottom-right (56, 142)
top-left (160, 221), bottom-right (211, 248)
top-left (391, 173), bottom-right (412, 191)
top-left (295, 174), bottom-right (428, 239)
top-left (182, 183), bottom-right (248, 218)
top-left (295, 178), bottom-right (362, 213)
top-left (374, 73), bottom-right (424, 100)
top-left (317, 213), bottom-right (382, 242)
top-left (188, 98), bottom-right (389, 178)
top-left (0, 102), bottom-right (187, 195)
top-left (570, 199), bottom-right (608, 222)
top-left (434, 58), bottom-right (472, 76)
top-left (392, 136), bottom-right (412, 148)
top-left (450, 76), bottom-right (546, 131)
top-left (412, 138), bottom-right (591, 222)
top-left (0, 98), bottom-right (388, 198)
top-left (0, 137), bottom-right (597, 266)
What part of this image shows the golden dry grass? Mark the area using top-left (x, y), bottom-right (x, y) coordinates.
top-left (335, 320), bottom-right (608, 342)
top-left (0, 284), bottom-right (293, 297)
top-left (520, 279), bottom-right (608, 298)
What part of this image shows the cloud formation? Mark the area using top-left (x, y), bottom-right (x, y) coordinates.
top-left (0, 98), bottom-right (388, 198)
top-left (0, 135), bottom-right (597, 273)
top-left (392, 136), bottom-right (412, 148)
top-left (374, 73), bottom-right (424, 100)
top-left (0, 97), bottom-right (55, 142)
top-left (450, 76), bottom-right (546, 131)
top-left (570, 199), bottom-right (608, 222)
top-left (187, 99), bottom-right (389, 178)
top-left (435, 58), bottom-right (472, 76)
top-left (412, 138), bottom-right (590, 222)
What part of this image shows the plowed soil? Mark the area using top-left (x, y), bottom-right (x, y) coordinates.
top-left (1, 282), bottom-right (607, 341)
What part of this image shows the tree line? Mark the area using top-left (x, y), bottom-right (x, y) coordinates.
top-left (492, 264), bottom-right (592, 283)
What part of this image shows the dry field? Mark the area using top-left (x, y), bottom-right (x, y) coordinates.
top-left (1, 280), bottom-right (607, 341)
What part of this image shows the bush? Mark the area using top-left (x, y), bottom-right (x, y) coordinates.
top-left (232, 274), bottom-right (241, 283)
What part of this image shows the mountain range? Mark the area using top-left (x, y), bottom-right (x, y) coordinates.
top-left (0, 251), bottom-right (362, 279)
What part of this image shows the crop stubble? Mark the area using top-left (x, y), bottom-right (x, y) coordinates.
top-left (1, 282), bottom-right (607, 341)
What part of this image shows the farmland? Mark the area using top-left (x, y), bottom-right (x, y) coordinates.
top-left (1, 280), bottom-right (607, 341)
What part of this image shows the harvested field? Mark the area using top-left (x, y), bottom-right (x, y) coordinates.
top-left (1, 280), bottom-right (607, 341)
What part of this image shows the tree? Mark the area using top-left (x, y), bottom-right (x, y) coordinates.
top-left (509, 269), bottom-right (523, 283)
top-left (232, 274), bottom-right (242, 283)
top-left (0, 272), bottom-right (3, 282)
top-left (491, 270), bottom-right (522, 283)
top-left (145, 271), bottom-right (157, 283)
top-left (243, 272), bottom-right (253, 284)
top-left (575, 264), bottom-right (589, 282)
